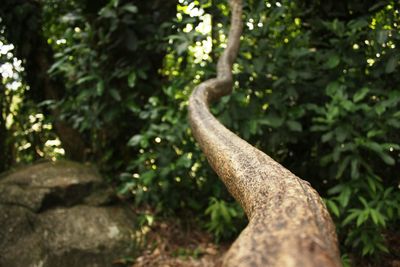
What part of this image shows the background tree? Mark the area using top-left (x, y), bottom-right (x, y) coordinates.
top-left (0, 0), bottom-right (87, 160)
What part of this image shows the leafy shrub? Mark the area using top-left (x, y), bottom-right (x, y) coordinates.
top-left (205, 197), bottom-right (245, 241)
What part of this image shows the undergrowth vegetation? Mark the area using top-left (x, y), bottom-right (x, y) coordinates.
top-left (1, 0), bottom-right (399, 264)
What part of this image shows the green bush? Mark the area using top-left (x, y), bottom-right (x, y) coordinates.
top-left (205, 197), bottom-right (245, 242)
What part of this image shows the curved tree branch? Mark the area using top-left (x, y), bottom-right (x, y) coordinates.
top-left (188, 0), bottom-right (342, 266)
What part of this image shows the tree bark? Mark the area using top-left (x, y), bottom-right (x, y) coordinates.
top-left (0, 91), bottom-right (10, 173)
top-left (188, 0), bottom-right (342, 266)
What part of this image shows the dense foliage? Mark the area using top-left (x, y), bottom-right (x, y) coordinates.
top-left (1, 0), bottom-right (399, 265)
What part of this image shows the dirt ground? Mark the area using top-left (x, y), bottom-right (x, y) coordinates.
top-left (125, 218), bottom-right (229, 267)
top-left (119, 216), bottom-right (400, 267)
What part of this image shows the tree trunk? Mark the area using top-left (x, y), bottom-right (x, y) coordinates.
top-left (188, 0), bottom-right (342, 266)
top-left (0, 92), bottom-right (9, 173)
top-left (32, 38), bottom-right (88, 161)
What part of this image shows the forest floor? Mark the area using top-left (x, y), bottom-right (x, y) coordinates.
top-left (121, 215), bottom-right (400, 267)
top-left (126, 217), bottom-right (229, 267)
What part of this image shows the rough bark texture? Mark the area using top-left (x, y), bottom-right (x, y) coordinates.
top-left (188, 0), bottom-right (342, 266)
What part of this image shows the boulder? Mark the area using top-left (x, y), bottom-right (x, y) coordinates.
top-left (0, 161), bottom-right (135, 267)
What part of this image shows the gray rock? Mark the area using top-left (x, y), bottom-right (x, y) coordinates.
top-left (0, 184), bottom-right (50, 211)
top-left (0, 161), bottom-right (106, 211)
top-left (0, 161), bottom-right (136, 267)
top-left (0, 205), bottom-right (46, 267)
top-left (38, 205), bottom-right (135, 267)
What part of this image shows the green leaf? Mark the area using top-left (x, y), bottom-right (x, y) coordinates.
top-left (258, 114), bottom-right (284, 128)
top-left (229, 206), bottom-right (238, 217)
top-left (117, 181), bottom-right (135, 195)
top-left (111, 0), bottom-right (119, 7)
top-left (368, 1), bottom-right (387, 11)
top-left (342, 210), bottom-right (359, 226)
top-left (353, 87), bottom-right (369, 102)
top-left (380, 153), bottom-right (395, 165)
top-left (141, 171), bottom-right (155, 185)
top-left (128, 72), bottom-right (136, 88)
top-left (327, 184), bottom-right (344, 195)
top-left (324, 55), bottom-right (340, 69)
top-left (77, 75), bottom-right (96, 85)
top-left (126, 102), bottom-right (140, 113)
top-left (220, 202), bottom-right (232, 223)
top-left (127, 134), bottom-right (142, 146)
top-left (356, 210), bottom-right (369, 226)
top-left (326, 200), bottom-right (340, 217)
top-left (376, 243), bottom-right (389, 253)
top-left (348, 18), bottom-right (368, 30)
top-left (99, 7), bottom-right (116, 18)
top-left (122, 4), bottom-right (138, 13)
top-left (351, 158), bottom-right (360, 179)
top-left (377, 30), bottom-right (388, 44)
top-left (375, 103), bottom-right (386, 115)
top-left (110, 89), bottom-right (122, 101)
top-left (358, 196), bottom-right (369, 208)
top-left (366, 176), bottom-right (377, 194)
top-left (176, 42), bottom-right (188, 55)
top-left (385, 55), bottom-right (398, 73)
top-left (362, 244), bottom-right (373, 256)
top-left (383, 188), bottom-right (394, 199)
top-left (336, 156), bottom-right (350, 179)
top-left (253, 58), bottom-right (265, 73)
top-left (331, 19), bottom-right (345, 35)
top-left (289, 47), bottom-right (311, 58)
top-left (369, 209), bottom-right (380, 225)
top-left (388, 118), bottom-right (400, 128)
top-left (338, 187), bottom-right (351, 208)
top-left (341, 100), bottom-right (354, 111)
top-left (48, 57), bottom-right (67, 74)
top-left (326, 82), bottom-right (340, 96)
top-left (322, 131), bottom-right (333, 142)
top-left (96, 81), bottom-right (105, 95)
top-left (335, 126), bottom-right (348, 142)
top-left (320, 153), bottom-right (333, 166)
top-left (310, 125), bottom-right (328, 132)
top-left (363, 141), bottom-right (395, 165)
top-left (248, 119), bottom-right (258, 135)
top-left (367, 129), bottom-right (384, 138)
top-left (382, 143), bottom-right (400, 150)
top-left (286, 120), bottom-right (302, 132)
top-left (177, 154), bottom-right (192, 168)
